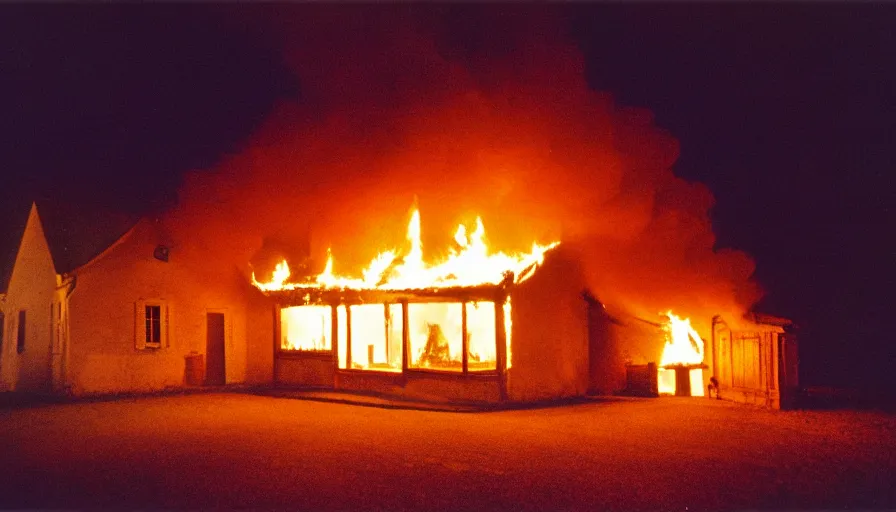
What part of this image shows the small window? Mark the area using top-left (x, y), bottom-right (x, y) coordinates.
top-left (136, 300), bottom-right (168, 350)
top-left (145, 305), bottom-right (162, 347)
top-left (17, 310), bottom-right (26, 354)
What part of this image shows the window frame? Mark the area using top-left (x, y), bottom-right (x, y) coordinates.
top-left (135, 300), bottom-right (169, 350)
top-left (463, 301), bottom-right (499, 373)
top-left (146, 304), bottom-right (162, 347)
top-left (279, 299), bottom-right (503, 376)
top-left (342, 303), bottom-right (403, 373)
top-left (278, 304), bottom-right (335, 354)
top-left (407, 302), bottom-right (466, 373)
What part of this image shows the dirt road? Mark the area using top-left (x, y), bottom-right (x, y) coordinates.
top-left (0, 393), bottom-right (892, 510)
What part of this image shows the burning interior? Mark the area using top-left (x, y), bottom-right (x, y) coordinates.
top-left (657, 313), bottom-right (706, 397)
top-left (253, 204), bottom-right (565, 402)
top-left (277, 296), bottom-right (509, 374)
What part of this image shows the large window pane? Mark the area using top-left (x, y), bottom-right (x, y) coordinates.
top-left (409, 303), bottom-right (463, 371)
top-left (349, 304), bottom-right (402, 372)
top-left (466, 302), bottom-right (497, 371)
top-left (387, 304), bottom-right (402, 368)
top-left (281, 306), bottom-right (332, 351)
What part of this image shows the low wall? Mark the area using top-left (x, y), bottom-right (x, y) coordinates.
top-left (334, 370), bottom-right (402, 396)
top-left (275, 353), bottom-right (503, 404)
top-left (336, 370), bottom-right (502, 404)
top-left (401, 371), bottom-right (501, 403)
top-left (275, 353), bottom-right (335, 388)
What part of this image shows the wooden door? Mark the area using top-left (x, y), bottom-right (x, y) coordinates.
top-left (205, 313), bottom-right (226, 386)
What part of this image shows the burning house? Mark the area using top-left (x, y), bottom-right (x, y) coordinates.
top-left (252, 203), bottom-right (799, 407)
top-left (0, 201), bottom-right (798, 408)
top-left (255, 206), bottom-right (592, 403)
top-left (0, 4), bottom-right (807, 409)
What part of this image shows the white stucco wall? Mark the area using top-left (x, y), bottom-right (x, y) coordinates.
top-left (245, 300), bottom-right (275, 384)
top-left (588, 305), bottom-right (666, 395)
top-left (66, 218), bottom-right (272, 395)
top-left (0, 205), bottom-right (57, 392)
top-left (507, 249), bottom-right (590, 401)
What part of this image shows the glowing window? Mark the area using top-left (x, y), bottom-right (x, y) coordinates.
top-left (280, 306), bottom-right (332, 351)
top-left (348, 304), bottom-right (402, 372)
top-left (408, 303), bottom-right (463, 371)
top-left (466, 302), bottom-right (497, 371)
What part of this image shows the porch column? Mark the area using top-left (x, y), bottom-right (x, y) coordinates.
top-left (495, 297), bottom-right (508, 401)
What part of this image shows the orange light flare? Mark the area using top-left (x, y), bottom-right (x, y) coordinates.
top-left (657, 311), bottom-right (706, 396)
top-left (251, 204), bottom-right (560, 292)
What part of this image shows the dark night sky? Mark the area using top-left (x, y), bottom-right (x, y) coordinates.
top-left (1, 4), bottom-right (893, 389)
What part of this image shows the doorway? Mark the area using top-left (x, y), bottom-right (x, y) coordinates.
top-left (206, 312), bottom-right (226, 386)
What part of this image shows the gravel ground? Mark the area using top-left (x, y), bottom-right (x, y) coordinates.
top-left (0, 393), bottom-right (893, 510)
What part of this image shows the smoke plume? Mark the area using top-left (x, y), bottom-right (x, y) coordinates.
top-left (164, 6), bottom-right (761, 333)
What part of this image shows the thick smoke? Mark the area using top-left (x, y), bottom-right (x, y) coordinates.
top-left (165, 6), bottom-right (761, 333)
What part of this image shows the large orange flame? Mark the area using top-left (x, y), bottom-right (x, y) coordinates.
top-left (657, 311), bottom-right (706, 396)
top-left (252, 205), bottom-right (559, 291)
top-left (659, 312), bottom-right (705, 367)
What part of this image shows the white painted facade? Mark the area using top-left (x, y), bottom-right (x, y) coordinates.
top-left (1, 204), bottom-right (273, 396)
top-left (0, 204), bottom-right (57, 392)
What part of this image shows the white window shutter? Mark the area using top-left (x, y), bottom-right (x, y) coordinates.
top-left (163, 302), bottom-right (171, 349)
top-left (135, 301), bottom-right (146, 350)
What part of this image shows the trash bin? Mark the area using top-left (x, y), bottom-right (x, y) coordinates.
top-left (184, 352), bottom-right (205, 386)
